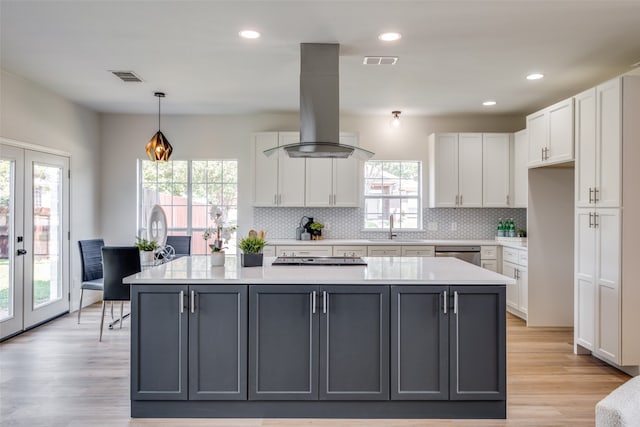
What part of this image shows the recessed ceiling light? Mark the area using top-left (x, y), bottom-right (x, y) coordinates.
top-left (482, 100), bottom-right (497, 106)
top-left (526, 73), bottom-right (544, 80)
top-left (239, 30), bottom-right (260, 39)
top-left (378, 32), bottom-right (402, 42)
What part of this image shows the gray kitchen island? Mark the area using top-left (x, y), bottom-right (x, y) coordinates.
top-left (123, 255), bottom-right (513, 419)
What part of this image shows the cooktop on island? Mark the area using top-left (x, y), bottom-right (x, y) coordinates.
top-left (272, 256), bottom-right (367, 266)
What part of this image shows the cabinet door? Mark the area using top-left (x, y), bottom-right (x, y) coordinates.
top-left (249, 285), bottom-right (318, 400)
top-left (401, 246), bottom-right (435, 257)
top-left (513, 129), bottom-right (528, 208)
top-left (131, 285), bottom-right (188, 401)
top-left (482, 133), bottom-right (510, 207)
top-left (189, 285), bottom-right (247, 400)
top-left (518, 266), bottom-right (528, 316)
top-left (596, 78), bottom-right (622, 208)
top-left (575, 89), bottom-right (597, 208)
top-left (449, 286), bottom-right (506, 401)
top-left (430, 133), bottom-right (459, 207)
top-left (527, 110), bottom-right (547, 167)
top-left (594, 208), bottom-right (621, 364)
top-left (332, 245), bottom-right (367, 257)
top-left (502, 261), bottom-right (518, 312)
top-left (390, 286), bottom-right (448, 400)
top-left (575, 209), bottom-right (596, 350)
top-left (333, 133), bottom-right (361, 207)
top-left (547, 98), bottom-right (574, 164)
top-left (367, 246), bottom-right (402, 257)
top-left (253, 133), bottom-right (279, 206)
top-left (458, 133), bottom-right (483, 207)
top-left (305, 158), bottom-right (333, 207)
top-left (278, 132), bottom-right (306, 206)
top-left (319, 286), bottom-right (389, 400)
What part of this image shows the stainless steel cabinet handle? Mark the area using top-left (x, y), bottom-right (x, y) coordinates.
top-left (588, 212), bottom-right (593, 228)
top-left (455, 194), bottom-right (459, 206)
top-left (594, 188), bottom-right (599, 203)
top-left (588, 187), bottom-right (593, 204)
top-left (191, 290), bottom-right (195, 314)
top-left (460, 194), bottom-right (463, 205)
top-left (594, 213), bottom-right (599, 228)
top-left (179, 290), bottom-right (184, 314)
top-left (323, 291), bottom-right (327, 314)
top-left (454, 291), bottom-right (459, 315)
top-left (541, 147), bottom-right (545, 161)
top-left (506, 194), bottom-right (510, 205)
top-left (312, 291), bottom-right (316, 314)
top-left (443, 291), bottom-right (447, 314)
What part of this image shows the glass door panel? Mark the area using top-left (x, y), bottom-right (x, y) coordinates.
top-left (0, 144), bottom-right (25, 340)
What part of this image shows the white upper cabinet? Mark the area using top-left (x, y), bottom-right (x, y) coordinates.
top-left (482, 133), bottom-right (511, 207)
top-left (252, 132), bottom-right (305, 207)
top-left (575, 78), bottom-right (622, 208)
top-left (305, 133), bottom-right (361, 207)
top-left (513, 129), bottom-right (528, 208)
top-left (527, 97), bottom-right (574, 167)
top-left (428, 133), bottom-right (482, 208)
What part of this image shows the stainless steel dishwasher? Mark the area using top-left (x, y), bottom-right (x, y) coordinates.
top-left (435, 246), bottom-right (481, 266)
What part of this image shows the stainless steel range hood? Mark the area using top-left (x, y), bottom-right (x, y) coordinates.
top-left (264, 43), bottom-right (374, 160)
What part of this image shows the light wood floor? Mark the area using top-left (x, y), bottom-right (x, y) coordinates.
top-left (0, 304), bottom-right (630, 427)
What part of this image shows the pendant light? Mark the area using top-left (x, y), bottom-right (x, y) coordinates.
top-left (145, 92), bottom-right (173, 162)
top-left (391, 110), bottom-right (401, 127)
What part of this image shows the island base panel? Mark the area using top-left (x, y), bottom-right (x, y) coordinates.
top-left (131, 400), bottom-right (506, 419)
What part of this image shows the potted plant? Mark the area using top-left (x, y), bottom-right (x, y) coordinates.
top-left (309, 221), bottom-right (324, 240)
top-left (203, 208), bottom-right (237, 267)
top-left (239, 230), bottom-right (266, 267)
top-left (135, 236), bottom-right (159, 265)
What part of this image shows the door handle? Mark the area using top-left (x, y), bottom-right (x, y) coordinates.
top-left (191, 290), bottom-right (195, 314)
top-left (588, 212), bottom-right (593, 228)
top-left (588, 187), bottom-right (593, 204)
top-left (179, 291), bottom-right (184, 314)
top-left (455, 194), bottom-right (459, 206)
top-left (16, 249), bottom-right (27, 256)
top-left (323, 291), bottom-right (327, 314)
top-left (312, 291), bottom-right (316, 314)
top-left (594, 213), bottom-right (599, 228)
top-left (443, 291), bottom-right (447, 314)
top-left (594, 188), bottom-right (599, 203)
top-left (453, 291), bottom-right (459, 315)
top-left (541, 147), bottom-right (544, 161)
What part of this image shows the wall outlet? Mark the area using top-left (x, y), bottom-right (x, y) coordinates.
top-left (450, 222), bottom-right (457, 231)
top-left (324, 222), bottom-right (330, 230)
top-left (428, 222), bottom-right (438, 231)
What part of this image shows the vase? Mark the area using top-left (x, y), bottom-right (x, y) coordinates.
top-left (140, 250), bottom-right (155, 266)
top-left (210, 252), bottom-right (225, 267)
top-left (241, 253), bottom-right (263, 267)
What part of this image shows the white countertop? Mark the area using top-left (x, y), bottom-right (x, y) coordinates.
top-left (124, 255), bottom-right (515, 285)
top-left (267, 238), bottom-right (527, 249)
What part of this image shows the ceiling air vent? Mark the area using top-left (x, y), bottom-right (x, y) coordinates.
top-left (110, 70), bottom-right (143, 82)
top-left (363, 56), bottom-right (398, 65)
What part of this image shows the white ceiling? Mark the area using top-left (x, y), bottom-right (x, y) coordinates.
top-left (2, 0), bottom-right (640, 116)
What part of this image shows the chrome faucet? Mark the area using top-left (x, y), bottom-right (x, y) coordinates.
top-left (389, 214), bottom-right (397, 240)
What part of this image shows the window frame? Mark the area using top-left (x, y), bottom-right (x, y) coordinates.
top-left (362, 160), bottom-right (423, 231)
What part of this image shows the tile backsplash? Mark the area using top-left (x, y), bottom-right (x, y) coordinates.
top-left (254, 207), bottom-right (527, 240)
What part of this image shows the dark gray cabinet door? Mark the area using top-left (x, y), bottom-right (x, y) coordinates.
top-left (449, 285), bottom-right (506, 401)
top-left (131, 284), bottom-right (188, 401)
top-left (319, 285), bottom-right (389, 400)
top-left (391, 285), bottom-right (449, 400)
top-left (249, 285), bottom-right (318, 400)
top-left (189, 285), bottom-right (247, 400)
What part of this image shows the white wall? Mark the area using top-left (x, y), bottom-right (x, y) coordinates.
top-left (0, 70), bottom-right (102, 311)
top-left (99, 112), bottom-right (523, 243)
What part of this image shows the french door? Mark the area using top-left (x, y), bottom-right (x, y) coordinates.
top-left (1, 144), bottom-right (70, 340)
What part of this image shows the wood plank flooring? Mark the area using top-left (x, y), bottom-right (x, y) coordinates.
top-left (0, 304), bottom-right (631, 426)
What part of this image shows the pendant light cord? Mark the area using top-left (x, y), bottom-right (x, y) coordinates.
top-left (158, 94), bottom-right (161, 131)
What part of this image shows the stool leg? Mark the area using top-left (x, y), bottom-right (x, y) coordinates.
top-left (99, 301), bottom-right (106, 342)
top-left (77, 288), bottom-right (84, 324)
top-left (120, 301), bottom-right (124, 329)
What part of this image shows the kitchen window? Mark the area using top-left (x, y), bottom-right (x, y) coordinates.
top-left (363, 160), bottom-right (422, 230)
top-left (138, 159), bottom-right (238, 254)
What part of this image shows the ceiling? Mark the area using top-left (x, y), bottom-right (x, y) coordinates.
top-left (2, 0), bottom-right (640, 116)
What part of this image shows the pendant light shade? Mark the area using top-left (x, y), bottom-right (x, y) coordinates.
top-left (145, 92), bottom-right (173, 162)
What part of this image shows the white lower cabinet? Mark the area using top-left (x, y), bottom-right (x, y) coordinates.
top-left (502, 246), bottom-right (528, 320)
top-left (275, 245), bottom-right (332, 257)
top-left (400, 246), bottom-right (435, 257)
top-left (367, 246), bottom-right (403, 257)
top-left (575, 207), bottom-right (621, 363)
top-left (481, 260), bottom-right (498, 273)
top-left (332, 246), bottom-right (367, 257)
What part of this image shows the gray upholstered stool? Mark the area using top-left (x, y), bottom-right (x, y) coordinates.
top-left (596, 376), bottom-right (640, 427)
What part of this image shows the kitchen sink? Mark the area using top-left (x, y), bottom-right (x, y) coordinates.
top-left (367, 239), bottom-right (426, 243)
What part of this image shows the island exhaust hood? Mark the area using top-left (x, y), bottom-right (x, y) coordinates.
top-left (264, 43), bottom-right (374, 160)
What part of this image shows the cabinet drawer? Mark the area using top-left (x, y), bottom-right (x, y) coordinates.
top-left (275, 246), bottom-right (332, 257)
top-left (481, 246), bottom-right (498, 260)
top-left (401, 246), bottom-right (435, 257)
top-left (263, 246), bottom-right (276, 257)
top-left (502, 247), bottom-right (519, 264)
top-left (332, 246), bottom-right (367, 257)
top-left (518, 251), bottom-right (528, 266)
top-left (481, 260), bottom-right (498, 273)
top-left (367, 246), bottom-right (402, 257)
